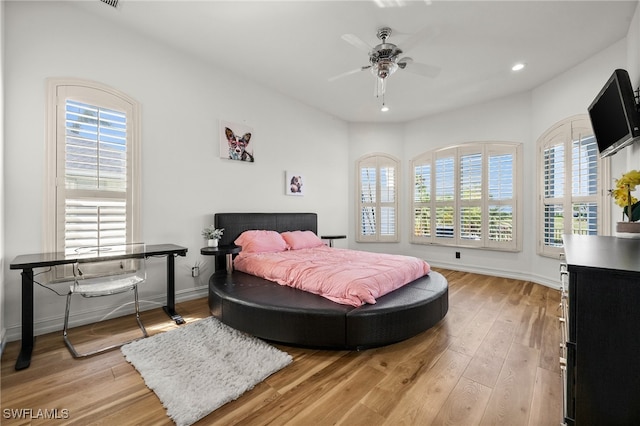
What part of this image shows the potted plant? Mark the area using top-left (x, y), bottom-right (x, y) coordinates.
top-left (610, 170), bottom-right (640, 237)
top-left (202, 226), bottom-right (224, 247)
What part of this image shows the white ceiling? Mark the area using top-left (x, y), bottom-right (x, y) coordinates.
top-left (71, 0), bottom-right (638, 123)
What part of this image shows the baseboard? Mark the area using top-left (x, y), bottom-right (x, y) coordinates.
top-left (429, 261), bottom-right (561, 290)
top-left (3, 286), bottom-right (209, 343)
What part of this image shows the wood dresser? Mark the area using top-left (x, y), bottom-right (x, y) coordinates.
top-left (561, 234), bottom-right (640, 425)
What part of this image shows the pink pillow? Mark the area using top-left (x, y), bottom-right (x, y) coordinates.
top-left (234, 230), bottom-right (288, 254)
top-left (281, 230), bottom-right (325, 250)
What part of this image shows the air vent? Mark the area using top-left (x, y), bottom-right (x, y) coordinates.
top-left (100, 0), bottom-right (119, 8)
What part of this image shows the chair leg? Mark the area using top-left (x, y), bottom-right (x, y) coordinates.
top-left (134, 285), bottom-right (148, 338)
top-left (63, 291), bottom-right (82, 358)
top-left (63, 286), bottom-right (148, 359)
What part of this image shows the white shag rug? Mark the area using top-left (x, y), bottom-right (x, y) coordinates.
top-left (121, 317), bottom-right (292, 426)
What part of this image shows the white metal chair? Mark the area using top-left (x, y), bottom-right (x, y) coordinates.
top-left (63, 243), bottom-right (148, 358)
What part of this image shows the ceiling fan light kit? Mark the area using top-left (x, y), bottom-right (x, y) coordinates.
top-left (330, 26), bottom-right (441, 112)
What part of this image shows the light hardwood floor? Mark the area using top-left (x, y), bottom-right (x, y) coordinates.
top-left (1, 269), bottom-right (562, 425)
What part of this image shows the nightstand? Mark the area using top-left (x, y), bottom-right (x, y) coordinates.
top-left (200, 244), bottom-right (242, 274)
top-left (320, 235), bottom-right (346, 247)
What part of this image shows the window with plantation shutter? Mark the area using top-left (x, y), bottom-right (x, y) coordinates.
top-left (411, 142), bottom-right (521, 251)
top-left (459, 151), bottom-right (482, 242)
top-left (63, 100), bottom-right (129, 254)
top-left (356, 153), bottom-right (399, 242)
top-left (45, 79), bottom-right (141, 277)
top-left (413, 162), bottom-right (431, 238)
top-left (537, 115), bottom-right (609, 258)
top-left (488, 152), bottom-right (514, 244)
top-left (435, 154), bottom-right (455, 239)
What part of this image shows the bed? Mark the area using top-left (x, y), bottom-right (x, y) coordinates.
top-left (208, 212), bottom-right (448, 349)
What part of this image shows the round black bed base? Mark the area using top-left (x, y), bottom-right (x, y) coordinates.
top-left (208, 270), bottom-right (449, 350)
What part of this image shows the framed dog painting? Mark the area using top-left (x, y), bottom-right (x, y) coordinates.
top-left (220, 120), bottom-right (254, 163)
top-left (286, 171), bottom-right (304, 196)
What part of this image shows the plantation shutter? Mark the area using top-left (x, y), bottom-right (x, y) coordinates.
top-left (62, 100), bottom-right (128, 254)
top-left (487, 146), bottom-right (516, 248)
top-left (542, 130), bottom-right (565, 250)
top-left (570, 126), bottom-right (598, 235)
top-left (459, 149), bottom-right (482, 245)
top-left (379, 164), bottom-right (396, 237)
top-left (412, 156), bottom-right (432, 240)
top-left (359, 164), bottom-right (377, 237)
top-left (435, 151), bottom-right (455, 240)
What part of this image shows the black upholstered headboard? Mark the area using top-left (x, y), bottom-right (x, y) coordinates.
top-left (214, 212), bottom-right (318, 247)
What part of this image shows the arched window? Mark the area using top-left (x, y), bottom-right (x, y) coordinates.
top-left (536, 115), bottom-right (610, 258)
top-left (45, 79), bottom-right (141, 278)
top-left (411, 142), bottom-right (522, 251)
top-left (356, 153), bottom-right (399, 242)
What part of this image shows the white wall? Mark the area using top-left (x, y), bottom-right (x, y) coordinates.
top-left (3, 1), bottom-right (349, 341)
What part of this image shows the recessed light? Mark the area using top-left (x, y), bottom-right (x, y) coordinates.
top-left (512, 63), bottom-right (526, 72)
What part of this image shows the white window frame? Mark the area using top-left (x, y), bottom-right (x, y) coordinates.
top-left (536, 115), bottom-right (610, 259)
top-left (45, 79), bottom-right (141, 278)
top-left (410, 142), bottom-right (523, 251)
top-left (356, 153), bottom-right (400, 242)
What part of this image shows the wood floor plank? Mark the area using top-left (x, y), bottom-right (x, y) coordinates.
top-left (336, 402), bottom-right (386, 425)
top-left (432, 376), bottom-right (493, 426)
top-left (529, 366), bottom-right (563, 426)
top-left (449, 307), bottom-right (497, 357)
top-left (230, 351), bottom-right (373, 425)
top-left (514, 304), bottom-right (547, 349)
top-left (383, 349), bottom-right (472, 425)
top-left (0, 271), bottom-right (563, 426)
top-left (287, 365), bottom-right (385, 424)
top-left (539, 312), bottom-right (562, 373)
top-left (360, 328), bottom-right (451, 418)
top-left (463, 318), bottom-right (517, 388)
top-left (479, 342), bottom-right (540, 426)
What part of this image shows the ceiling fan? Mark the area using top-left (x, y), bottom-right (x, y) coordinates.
top-left (329, 26), bottom-right (441, 98)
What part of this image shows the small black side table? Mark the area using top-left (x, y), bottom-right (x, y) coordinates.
top-left (201, 244), bottom-right (242, 274)
top-left (320, 235), bottom-right (346, 247)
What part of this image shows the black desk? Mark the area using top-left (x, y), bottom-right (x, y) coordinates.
top-left (9, 243), bottom-right (187, 370)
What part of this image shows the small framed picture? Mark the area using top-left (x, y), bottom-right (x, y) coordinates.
top-left (285, 171), bottom-right (304, 196)
top-left (220, 120), bottom-right (254, 163)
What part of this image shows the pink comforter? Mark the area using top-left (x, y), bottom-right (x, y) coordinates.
top-left (233, 246), bottom-right (430, 307)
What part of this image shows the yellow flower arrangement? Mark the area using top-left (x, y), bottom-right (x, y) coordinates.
top-left (611, 169), bottom-right (640, 222)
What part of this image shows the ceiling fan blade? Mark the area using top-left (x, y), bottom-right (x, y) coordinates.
top-left (399, 58), bottom-right (441, 78)
top-left (401, 26), bottom-right (440, 52)
top-left (328, 65), bottom-right (371, 82)
top-left (341, 33), bottom-right (372, 53)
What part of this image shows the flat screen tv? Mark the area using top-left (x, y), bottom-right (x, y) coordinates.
top-left (588, 69), bottom-right (640, 158)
